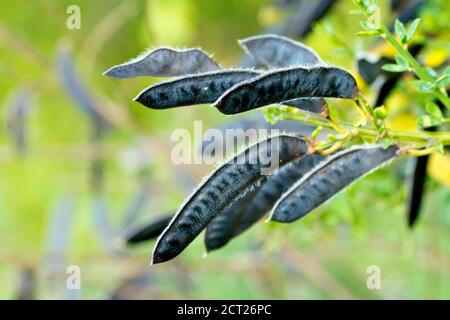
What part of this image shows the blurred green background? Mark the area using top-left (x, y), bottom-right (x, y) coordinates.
top-left (0, 0), bottom-right (449, 299)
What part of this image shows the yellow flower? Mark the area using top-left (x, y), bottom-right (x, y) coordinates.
top-left (429, 153), bottom-right (450, 189)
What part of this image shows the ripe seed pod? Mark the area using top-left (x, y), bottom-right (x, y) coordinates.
top-left (134, 69), bottom-right (260, 109)
top-left (152, 135), bottom-right (309, 264)
top-left (270, 145), bottom-right (398, 223)
top-left (406, 155), bottom-right (428, 228)
top-left (287, 0), bottom-right (338, 38)
top-left (5, 88), bottom-right (32, 155)
top-left (57, 48), bottom-right (108, 124)
top-left (124, 215), bottom-right (173, 245)
top-left (406, 102), bottom-right (443, 228)
top-left (104, 47), bottom-right (220, 79)
top-left (204, 183), bottom-right (263, 252)
top-left (214, 66), bottom-right (358, 115)
top-left (357, 55), bottom-right (393, 85)
top-left (239, 35), bottom-right (328, 114)
top-left (239, 34), bottom-right (323, 68)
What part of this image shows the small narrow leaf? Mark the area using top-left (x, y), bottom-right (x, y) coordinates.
top-left (382, 63), bottom-right (408, 73)
top-left (412, 80), bottom-right (435, 92)
top-left (394, 19), bottom-right (407, 43)
top-left (425, 102), bottom-right (443, 119)
top-left (395, 54), bottom-right (409, 68)
top-left (443, 66), bottom-right (450, 76)
top-left (436, 74), bottom-right (450, 88)
top-left (417, 115), bottom-right (441, 128)
top-left (406, 18), bottom-right (421, 41)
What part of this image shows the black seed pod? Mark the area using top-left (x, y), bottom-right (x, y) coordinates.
top-left (104, 47), bottom-right (220, 79)
top-left (124, 215), bottom-right (173, 245)
top-left (214, 66), bottom-right (358, 115)
top-left (270, 145), bottom-right (398, 223)
top-left (239, 34), bottom-right (323, 68)
top-left (205, 154), bottom-right (327, 252)
top-left (135, 70), bottom-right (259, 109)
top-left (204, 184), bottom-right (262, 252)
top-left (236, 154), bottom-right (327, 235)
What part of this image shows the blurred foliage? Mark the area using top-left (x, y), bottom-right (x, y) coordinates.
top-left (0, 0), bottom-right (449, 299)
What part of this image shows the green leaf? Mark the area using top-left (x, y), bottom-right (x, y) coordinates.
top-left (382, 63), bottom-right (408, 72)
top-left (417, 115), bottom-right (442, 128)
top-left (263, 106), bottom-right (280, 124)
top-left (426, 102), bottom-right (443, 119)
top-left (436, 74), bottom-right (450, 88)
top-left (406, 18), bottom-right (421, 41)
top-left (327, 103), bottom-right (339, 122)
top-left (381, 138), bottom-right (394, 149)
top-left (360, 20), bottom-right (374, 31)
top-left (394, 54), bottom-right (409, 68)
top-left (426, 67), bottom-right (438, 78)
top-left (394, 19), bottom-right (407, 43)
top-left (443, 66), bottom-right (450, 76)
top-left (412, 80), bottom-right (435, 92)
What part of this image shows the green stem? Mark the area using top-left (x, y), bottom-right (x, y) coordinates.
top-left (278, 110), bottom-right (450, 146)
top-left (380, 26), bottom-right (450, 110)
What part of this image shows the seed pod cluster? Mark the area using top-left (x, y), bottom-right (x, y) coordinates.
top-left (152, 135), bottom-right (309, 264)
top-left (102, 36), bottom-right (404, 264)
top-left (104, 47), bottom-right (220, 79)
top-left (105, 36), bottom-right (353, 115)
